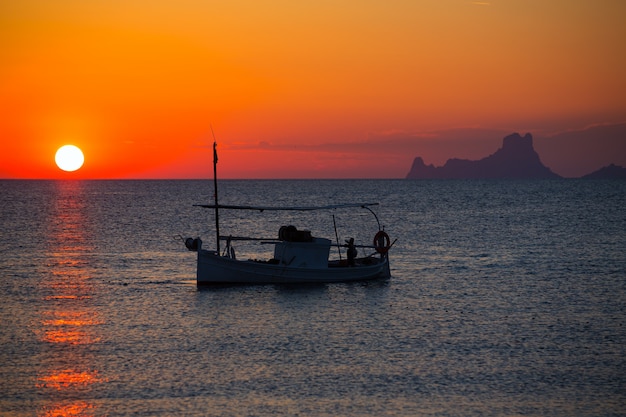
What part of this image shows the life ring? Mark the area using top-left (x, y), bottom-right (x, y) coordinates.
top-left (373, 230), bottom-right (391, 254)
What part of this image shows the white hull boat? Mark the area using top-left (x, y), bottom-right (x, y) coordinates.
top-left (193, 236), bottom-right (391, 285)
top-left (184, 142), bottom-right (394, 285)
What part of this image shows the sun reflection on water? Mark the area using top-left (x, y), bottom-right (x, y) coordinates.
top-left (40, 401), bottom-right (96, 417)
top-left (37, 181), bottom-right (104, 417)
top-left (37, 369), bottom-right (102, 390)
top-left (41, 310), bottom-right (103, 345)
top-left (42, 311), bottom-right (103, 327)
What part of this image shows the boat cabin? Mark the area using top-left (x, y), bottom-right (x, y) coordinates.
top-left (274, 225), bottom-right (331, 268)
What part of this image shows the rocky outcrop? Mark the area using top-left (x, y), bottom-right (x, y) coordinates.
top-left (406, 133), bottom-right (561, 179)
top-left (581, 164), bottom-right (626, 179)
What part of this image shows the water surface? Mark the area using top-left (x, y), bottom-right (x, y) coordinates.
top-left (1, 179), bottom-right (624, 416)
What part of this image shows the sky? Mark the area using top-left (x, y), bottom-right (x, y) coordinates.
top-left (1, 0), bottom-right (625, 179)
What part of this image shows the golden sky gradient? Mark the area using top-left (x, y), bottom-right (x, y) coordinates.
top-left (1, 0), bottom-right (625, 178)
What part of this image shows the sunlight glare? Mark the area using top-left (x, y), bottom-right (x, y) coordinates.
top-left (55, 145), bottom-right (84, 172)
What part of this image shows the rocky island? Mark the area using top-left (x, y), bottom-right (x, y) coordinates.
top-left (406, 133), bottom-right (561, 179)
top-left (581, 164), bottom-right (626, 179)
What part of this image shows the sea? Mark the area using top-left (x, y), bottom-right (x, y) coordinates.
top-left (0, 179), bottom-right (624, 417)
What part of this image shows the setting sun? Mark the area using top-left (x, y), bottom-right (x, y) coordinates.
top-left (55, 145), bottom-right (84, 172)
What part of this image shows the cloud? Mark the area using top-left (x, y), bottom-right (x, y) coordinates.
top-left (212, 127), bottom-right (511, 164)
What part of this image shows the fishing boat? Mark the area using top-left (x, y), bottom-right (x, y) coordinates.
top-left (184, 142), bottom-right (394, 285)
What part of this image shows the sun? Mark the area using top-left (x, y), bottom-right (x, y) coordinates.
top-left (55, 145), bottom-right (85, 172)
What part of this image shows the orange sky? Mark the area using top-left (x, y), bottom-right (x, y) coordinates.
top-left (1, 0), bottom-right (625, 179)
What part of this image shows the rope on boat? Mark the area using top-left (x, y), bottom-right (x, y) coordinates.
top-left (332, 214), bottom-right (342, 261)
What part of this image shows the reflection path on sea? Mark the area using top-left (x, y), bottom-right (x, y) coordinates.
top-left (35, 181), bottom-right (104, 417)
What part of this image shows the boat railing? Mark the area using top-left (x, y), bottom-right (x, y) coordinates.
top-left (221, 235), bottom-right (381, 250)
top-left (219, 236), bottom-right (276, 241)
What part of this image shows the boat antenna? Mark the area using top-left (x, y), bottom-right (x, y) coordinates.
top-left (211, 125), bottom-right (220, 254)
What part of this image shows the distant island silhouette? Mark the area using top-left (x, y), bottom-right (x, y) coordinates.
top-left (581, 164), bottom-right (626, 179)
top-left (406, 132), bottom-right (626, 179)
top-left (406, 133), bottom-right (561, 179)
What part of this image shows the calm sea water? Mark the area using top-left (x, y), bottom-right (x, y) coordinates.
top-left (0, 179), bottom-right (624, 417)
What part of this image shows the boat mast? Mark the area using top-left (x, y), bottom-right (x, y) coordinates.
top-left (211, 131), bottom-right (220, 254)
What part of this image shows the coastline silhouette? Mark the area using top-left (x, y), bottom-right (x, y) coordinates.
top-left (406, 132), bottom-right (625, 179)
